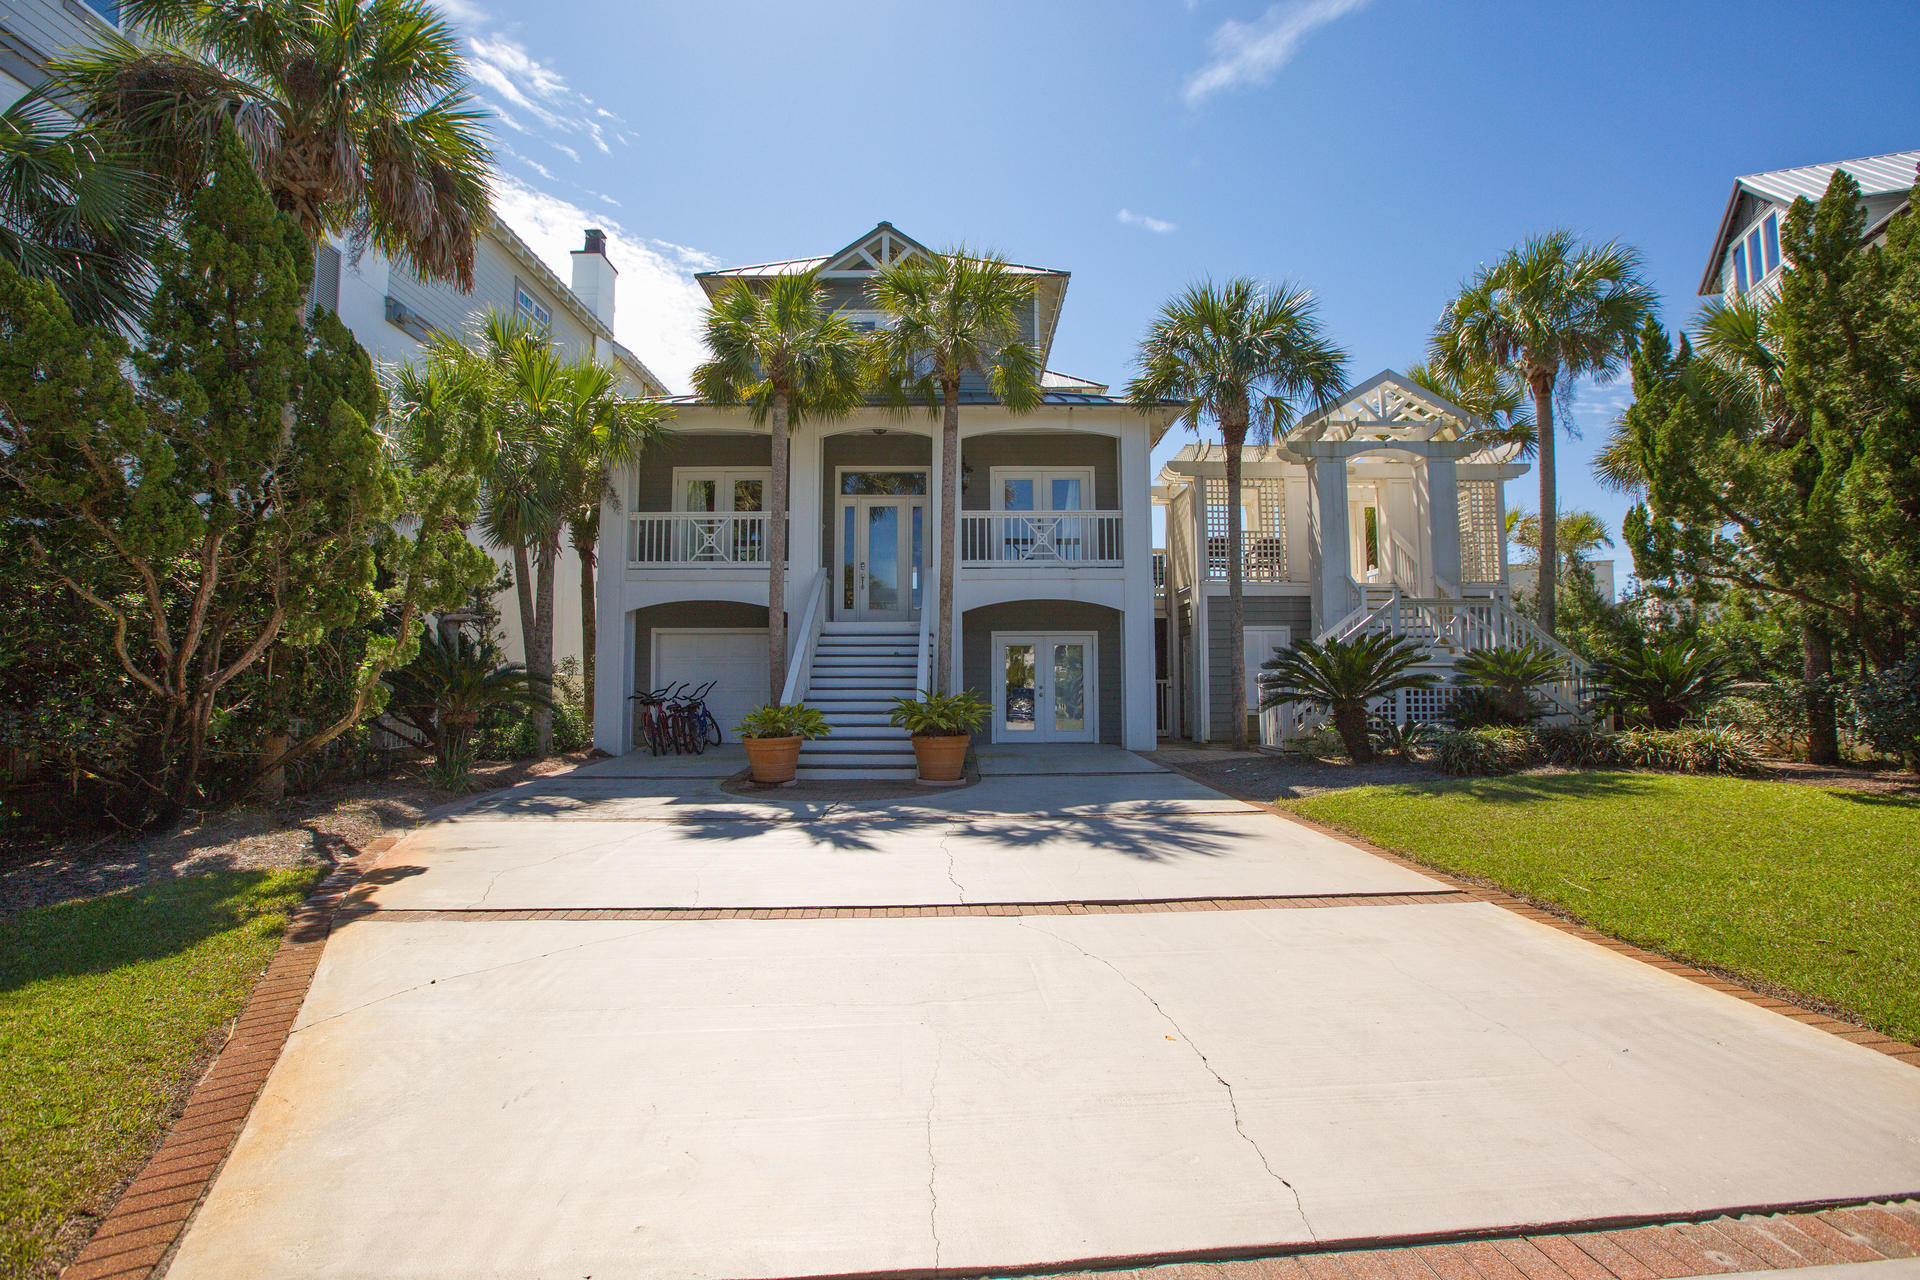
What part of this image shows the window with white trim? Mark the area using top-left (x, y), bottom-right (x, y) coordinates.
top-left (514, 280), bottom-right (552, 331)
top-left (991, 468), bottom-right (1092, 512)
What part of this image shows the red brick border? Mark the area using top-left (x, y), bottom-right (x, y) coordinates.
top-left (334, 889), bottom-right (1477, 923)
top-left (1151, 757), bottom-right (1920, 1071)
top-left (749, 1199), bottom-right (1920, 1280)
top-left (59, 839), bottom-right (392, 1280)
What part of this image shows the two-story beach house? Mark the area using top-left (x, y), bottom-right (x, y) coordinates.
top-left (1699, 147), bottom-right (1917, 303)
top-left (590, 223), bottom-right (1174, 776)
top-left (1154, 370), bottom-right (1585, 745)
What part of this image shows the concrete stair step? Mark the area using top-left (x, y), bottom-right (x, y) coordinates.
top-left (821, 713), bottom-right (895, 727)
top-left (795, 766), bottom-right (917, 781)
top-left (810, 678), bottom-right (916, 691)
top-left (814, 655), bottom-right (915, 667)
top-left (805, 699), bottom-right (899, 714)
top-left (820, 725), bottom-right (909, 740)
top-left (796, 750), bottom-right (917, 769)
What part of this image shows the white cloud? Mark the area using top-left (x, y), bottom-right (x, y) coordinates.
top-left (1118, 208), bottom-right (1178, 234)
top-left (489, 173), bottom-right (714, 395)
top-left (1184, 0), bottom-right (1372, 106)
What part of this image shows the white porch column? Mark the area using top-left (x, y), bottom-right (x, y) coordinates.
top-left (1119, 424), bottom-right (1156, 750)
top-left (592, 494), bottom-right (634, 753)
top-left (1425, 453), bottom-right (1462, 595)
top-left (786, 421), bottom-right (824, 662)
top-left (1306, 454), bottom-right (1353, 635)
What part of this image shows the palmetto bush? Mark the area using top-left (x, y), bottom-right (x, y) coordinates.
top-left (383, 627), bottom-right (540, 785)
top-left (1434, 727), bottom-right (1542, 776)
top-left (1615, 727), bottom-right (1761, 775)
top-left (1532, 723), bottom-right (1623, 769)
top-left (1591, 638), bottom-right (1739, 729)
top-left (1450, 643), bottom-right (1565, 726)
top-left (1259, 633), bottom-right (1435, 763)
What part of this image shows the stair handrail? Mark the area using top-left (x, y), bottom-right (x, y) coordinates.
top-left (779, 569), bottom-right (828, 705)
top-left (913, 592), bottom-right (934, 696)
top-left (1316, 589), bottom-right (1397, 645)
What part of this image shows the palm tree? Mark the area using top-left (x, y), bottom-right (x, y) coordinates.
top-left (694, 271), bottom-right (862, 695)
top-left (1431, 231), bottom-right (1656, 636)
top-left (1258, 633), bottom-right (1436, 763)
top-left (551, 361), bottom-right (672, 727)
top-left (0, 93), bottom-right (163, 331)
top-left (1128, 278), bottom-right (1348, 750)
top-left (1507, 508), bottom-right (1614, 574)
top-left (868, 248), bottom-right (1043, 691)
top-left (1405, 359), bottom-right (1536, 459)
top-left (54, 0), bottom-right (491, 287)
top-left (416, 310), bottom-right (578, 753)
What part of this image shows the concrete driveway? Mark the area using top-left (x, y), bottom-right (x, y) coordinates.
top-left (164, 747), bottom-right (1920, 1280)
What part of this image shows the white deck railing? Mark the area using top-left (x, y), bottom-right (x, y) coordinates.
top-left (959, 511), bottom-right (1123, 566)
top-left (628, 512), bottom-right (768, 566)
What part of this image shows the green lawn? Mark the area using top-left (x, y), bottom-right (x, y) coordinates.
top-left (0, 869), bottom-right (320, 1280)
top-left (1287, 772), bottom-right (1920, 1043)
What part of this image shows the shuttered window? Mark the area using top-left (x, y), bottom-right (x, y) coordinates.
top-left (309, 243), bottom-right (341, 316)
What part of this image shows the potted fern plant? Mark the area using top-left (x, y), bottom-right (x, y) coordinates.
top-left (734, 703), bottom-right (831, 785)
top-left (888, 689), bottom-right (990, 783)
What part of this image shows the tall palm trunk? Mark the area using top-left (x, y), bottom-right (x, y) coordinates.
top-left (1801, 619), bottom-right (1839, 765)
top-left (1224, 417), bottom-right (1250, 750)
top-left (1529, 371), bottom-right (1559, 636)
top-left (937, 381), bottom-right (961, 693)
top-left (530, 539), bottom-right (557, 755)
top-left (512, 541), bottom-right (536, 660)
top-left (767, 396), bottom-right (791, 698)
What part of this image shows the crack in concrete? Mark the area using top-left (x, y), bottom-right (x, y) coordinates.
top-left (290, 925), bottom-right (673, 1035)
top-left (937, 821), bottom-right (966, 903)
top-left (924, 1032), bottom-right (944, 1270)
top-left (1017, 919), bottom-right (1318, 1239)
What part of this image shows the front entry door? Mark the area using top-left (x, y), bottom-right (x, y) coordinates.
top-left (838, 496), bottom-right (924, 621)
top-left (992, 633), bottom-right (1097, 743)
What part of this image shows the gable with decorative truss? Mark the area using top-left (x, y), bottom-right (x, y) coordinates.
top-left (1293, 370), bottom-right (1485, 444)
top-left (820, 224), bottom-right (930, 277)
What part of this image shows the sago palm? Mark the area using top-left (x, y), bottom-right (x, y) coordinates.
top-left (1128, 278), bottom-right (1347, 750)
top-left (694, 270), bottom-right (862, 694)
top-left (868, 248), bottom-right (1043, 690)
top-left (1431, 231), bottom-right (1655, 635)
top-left (1592, 637), bottom-right (1739, 731)
top-left (1451, 642), bottom-right (1564, 725)
top-left (54, 0), bottom-right (491, 286)
top-left (0, 94), bottom-right (163, 331)
top-left (1258, 633), bottom-right (1435, 763)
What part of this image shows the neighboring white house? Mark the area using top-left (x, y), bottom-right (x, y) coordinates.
top-left (323, 223), bottom-right (669, 673)
top-left (1153, 371), bottom-right (1589, 744)
top-left (1699, 148), bottom-right (1918, 302)
top-left (0, 0), bottom-right (669, 675)
top-left (591, 222), bottom-right (1174, 775)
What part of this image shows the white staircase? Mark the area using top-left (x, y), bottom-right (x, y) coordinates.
top-left (796, 622), bottom-right (920, 780)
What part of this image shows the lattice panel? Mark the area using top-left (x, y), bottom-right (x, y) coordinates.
top-left (1248, 478), bottom-right (1286, 580)
top-left (1204, 477), bottom-right (1286, 580)
top-left (1458, 481), bottom-right (1502, 583)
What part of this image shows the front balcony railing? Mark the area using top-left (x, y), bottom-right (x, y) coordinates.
top-left (629, 512), bottom-right (767, 566)
top-left (959, 511), bottom-right (1123, 566)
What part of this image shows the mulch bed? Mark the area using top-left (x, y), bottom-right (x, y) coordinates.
top-left (0, 753), bottom-right (594, 917)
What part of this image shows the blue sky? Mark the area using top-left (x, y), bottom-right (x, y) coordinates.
top-left (459, 0), bottom-right (1920, 561)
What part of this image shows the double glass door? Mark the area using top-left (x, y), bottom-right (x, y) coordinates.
top-left (993, 633), bottom-right (1096, 743)
top-left (838, 494), bottom-right (925, 621)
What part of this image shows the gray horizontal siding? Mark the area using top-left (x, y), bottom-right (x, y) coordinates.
top-left (385, 234), bottom-right (597, 364)
top-left (633, 433), bottom-right (770, 510)
top-left (962, 600), bottom-right (1122, 746)
top-left (1207, 593), bottom-right (1310, 739)
top-left (960, 432), bottom-right (1118, 510)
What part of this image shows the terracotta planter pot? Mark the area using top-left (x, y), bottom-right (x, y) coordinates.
top-left (742, 735), bottom-right (803, 785)
top-left (911, 733), bottom-right (970, 783)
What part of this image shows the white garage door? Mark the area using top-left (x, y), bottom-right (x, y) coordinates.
top-left (653, 630), bottom-right (770, 742)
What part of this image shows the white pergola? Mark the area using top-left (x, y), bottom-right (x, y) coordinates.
top-left (1280, 371), bottom-right (1521, 630)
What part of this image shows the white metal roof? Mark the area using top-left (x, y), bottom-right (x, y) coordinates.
top-left (1698, 147), bottom-right (1919, 294)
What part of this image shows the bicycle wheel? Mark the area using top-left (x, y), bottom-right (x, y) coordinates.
top-left (700, 706), bottom-right (722, 747)
top-left (642, 709), bottom-right (666, 756)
